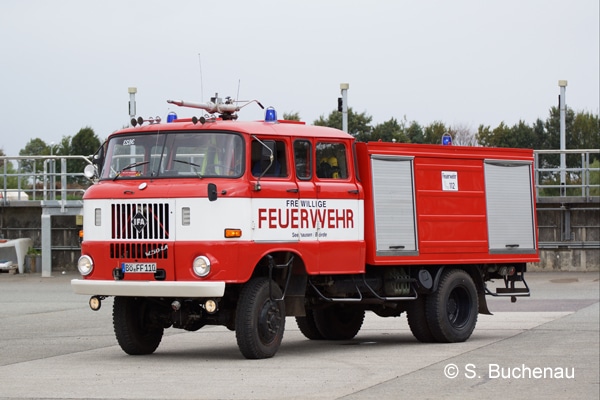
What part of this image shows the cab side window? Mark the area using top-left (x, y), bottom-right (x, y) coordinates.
top-left (251, 139), bottom-right (287, 177)
top-left (293, 140), bottom-right (312, 179)
top-left (316, 142), bottom-right (347, 179)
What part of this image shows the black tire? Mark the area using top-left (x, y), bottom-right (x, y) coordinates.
top-left (313, 304), bottom-right (365, 340)
top-left (113, 296), bottom-right (163, 355)
top-left (425, 269), bottom-right (478, 343)
top-left (406, 295), bottom-right (436, 343)
top-left (235, 278), bottom-right (286, 359)
top-left (296, 309), bottom-right (325, 340)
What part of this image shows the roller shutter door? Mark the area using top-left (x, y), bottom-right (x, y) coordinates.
top-left (371, 156), bottom-right (418, 256)
top-left (484, 160), bottom-right (536, 254)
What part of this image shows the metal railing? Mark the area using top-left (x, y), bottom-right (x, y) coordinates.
top-left (1, 150), bottom-right (599, 203)
top-left (0, 155), bottom-right (93, 205)
top-left (534, 149), bottom-right (600, 201)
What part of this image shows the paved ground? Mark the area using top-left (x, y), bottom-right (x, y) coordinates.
top-left (0, 271), bottom-right (598, 400)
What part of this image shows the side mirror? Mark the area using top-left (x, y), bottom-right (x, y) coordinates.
top-left (207, 183), bottom-right (218, 202)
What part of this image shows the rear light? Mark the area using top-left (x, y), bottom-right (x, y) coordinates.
top-left (499, 266), bottom-right (516, 276)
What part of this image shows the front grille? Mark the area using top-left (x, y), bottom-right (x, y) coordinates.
top-left (111, 202), bottom-right (170, 240)
top-left (110, 242), bottom-right (169, 259)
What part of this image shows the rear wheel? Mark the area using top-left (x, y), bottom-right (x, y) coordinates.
top-left (406, 295), bottom-right (436, 343)
top-left (313, 304), bottom-right (365, 340)
top-left (113, 296), bottom-right (164, 355)
top-left (296, 309), bottom-right (325, 340)
top-left (235, 278), bottom-right (286, 359)
top-left (425, 269), bottom-right (478, 343)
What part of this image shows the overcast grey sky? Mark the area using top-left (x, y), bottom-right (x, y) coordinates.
top-left (1, 0), bottom-right (598, 156)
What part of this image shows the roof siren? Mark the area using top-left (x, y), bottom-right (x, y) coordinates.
top-left (265, 107), bottom-right (277, 122)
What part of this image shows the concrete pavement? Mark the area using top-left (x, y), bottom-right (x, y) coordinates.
top-left (0, 271), bottom-right (598, 400)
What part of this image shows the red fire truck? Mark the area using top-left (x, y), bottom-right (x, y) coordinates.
top-left (72, 96), bottom-right (538, 359)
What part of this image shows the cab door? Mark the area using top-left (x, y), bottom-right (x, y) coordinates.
top-left (292, 139), bottom-right (320, 273)
top-left (313, 140), bottom-right (364, 274)
top-left (250, 138), bottom-right (300, 243)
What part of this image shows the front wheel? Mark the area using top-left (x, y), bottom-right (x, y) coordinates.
top-left (235, 278), bottom-right (286, 359)
top-left (113, 296), bottom-right (164, 355)
top-left (425, 269), bottom-right (478, 343)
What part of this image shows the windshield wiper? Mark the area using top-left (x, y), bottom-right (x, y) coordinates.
top-left (113, 161), bottom-right (149, 180)
top-left (173, 159), bottom-right (203, 178)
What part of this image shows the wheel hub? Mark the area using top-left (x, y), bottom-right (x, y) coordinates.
top-left (447, 287), bottom-right (470, 328)
top-left (259, 300), bottom-right (282, 341)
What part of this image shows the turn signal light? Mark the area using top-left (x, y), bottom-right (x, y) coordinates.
top-left (224, 229), bottom-right (242, 238)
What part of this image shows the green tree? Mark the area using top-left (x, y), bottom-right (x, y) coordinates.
top-left (531, 118), bottom-right (546, 150)
top-left (371, 117), bottom-right (409, 143)
top-left (313, 108), bottom-right (373, 141)
top-left (282, 112), bottom-right (301, 121)
top-left (590, 159), bottom-right (600, 196)
top-left (406, 121), bottom-right (424, 144)
top-left (540, 107), bottom-right (598, 174)
top-left (543, 106), bottom-right (575, 152)
top-left (571, 111), bottom-right (599, 163)
top-left (69, 127), bottom-right (101, 184)
top-left (477, 120), bottom-right (536, 149)
top-left (56, 136), bottom-right (72, 156)
top-left (0, 149), bottom-right (20, 189)
top-left (19, 138), bottom-right (48, 181)
top-left (423, 121), bottom-right (447, 144)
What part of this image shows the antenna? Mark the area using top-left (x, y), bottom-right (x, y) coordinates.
top-left (198, 53), bottom-right (204, 102)
top-left (236, 79), bottom-right (241, 104)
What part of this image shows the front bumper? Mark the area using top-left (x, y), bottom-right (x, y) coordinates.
top-left (71, 279), bottom-right (225, 298)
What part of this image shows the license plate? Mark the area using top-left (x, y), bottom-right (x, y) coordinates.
top-left (121, 263), bottom-right (157, 273)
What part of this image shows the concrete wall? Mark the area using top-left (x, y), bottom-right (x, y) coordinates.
top-left (532, 201), bottom-right (599, 272)
top-left (1, 202), bottom-right (598, 273)
top-left (0, 205), bottom-right (81, 272)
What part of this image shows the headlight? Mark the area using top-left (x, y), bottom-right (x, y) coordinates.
top-left (77, 255), bottom-right (94, 276)
top-left (192, 256), bottom-right (211, 277)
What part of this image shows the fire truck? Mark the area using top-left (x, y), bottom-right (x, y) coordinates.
top-left (72, 95), bottom-right (538, 359)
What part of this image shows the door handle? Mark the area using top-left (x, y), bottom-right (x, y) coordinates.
top-left (286, 188), bottom-right (299, 193)
top-left (348, 189), bottom-right (359, 194)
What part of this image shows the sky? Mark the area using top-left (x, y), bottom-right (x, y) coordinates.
top-left (1, 0), bottom-right (598, 156)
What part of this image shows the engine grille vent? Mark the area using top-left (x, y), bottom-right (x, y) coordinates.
top-left (110, 242), bottom-right (169, 259)
top-left (111, 203), bottom-right (170, 240)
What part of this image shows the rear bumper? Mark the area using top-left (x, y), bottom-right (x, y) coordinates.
top-left (71, 279), bottom-right (226, 298)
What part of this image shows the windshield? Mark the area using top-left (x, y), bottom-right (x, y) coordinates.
top-left (100, 132), bottom-right (244, 179)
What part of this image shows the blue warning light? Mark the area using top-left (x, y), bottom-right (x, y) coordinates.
top-left (167, 112), bottom-right (177, 123)
top-left (442, 133), bottom-right (453, 146)
top-left (265, 107), bottom-right (277, 122)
